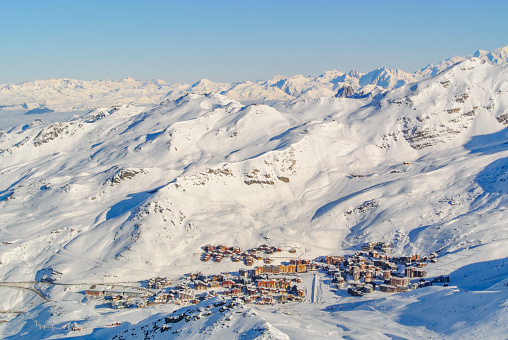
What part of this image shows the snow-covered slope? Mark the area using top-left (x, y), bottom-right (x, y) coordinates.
top-left (1, 47), bottom-right (508, 339)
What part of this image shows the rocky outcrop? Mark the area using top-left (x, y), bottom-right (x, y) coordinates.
top-left (335, 85), bottom-right (355, 98)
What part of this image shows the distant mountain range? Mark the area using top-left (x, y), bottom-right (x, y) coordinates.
top-left (1, 46), bottom-right (507, 112)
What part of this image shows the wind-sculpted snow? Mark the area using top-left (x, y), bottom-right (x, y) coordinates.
top-left (1, 47), bottom-right (508, 339)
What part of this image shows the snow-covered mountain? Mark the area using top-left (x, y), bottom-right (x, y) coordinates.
top-left (1, 45), bottom-right (506, 115)
top-left (1, 47), bottom-right (508, 339)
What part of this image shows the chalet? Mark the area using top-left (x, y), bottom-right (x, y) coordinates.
top-left (363, 284), bottom-right (374, 293)
top-left (290, 259), bottom-right (309, 265)
top-left (361, 242), bottom-right (375, 251)
top-left (210, 274), bottom-right (223, 282)
top-left (418, 279), bottom-right (432, 288)
top-left (153, 293), bottom-right (173, 303)
top-left (333, 273), bottom-right (344, 282)
top-left (413, 269), bottom-right (426, 278)
top-left (348, 288), bottom-right (363, 296)
top-left (433, 275), bottom-right (450, 283)
top-left (369, 250), bottom-right (380, 258)
top-left (246, 287), bottom-right (257, 296)
top-left (223, 288), bottom-right (241, 296)
top-left (188, 272), bottom-right (204, 280)
top-left (379, 284), bottom-right (399, 293)
top-left (258, 280), bottom-right (277, 288)
top-left (294, 287), bottom-right (305, 297)
top-left (194, 281), bottom-right (208, 290)
top-left (279, 280), bottom-right (291, 289)
top-left (259, 296), bottom-right (274, 305)
top-left (110, 301), bottom-right (125, 309)
top-left (177, 290), bottom-right (194, 300)
top-left (324, 256), bottom-right (344, 265)
top-left (296, 264), bottom-right (307, 273)
top-left (203, 245), bottom-right (216, 252)
top-left (221, 280), bottom-right (235, 288)
top-left (389, 277), bottom-right (410, 286)
top-left (374, 260), bottom-right (390, 268)
top-left (147, 277), bottom-right (171, 289)
top-left (251, 266), bottom-right (263, 276)
top-left (379, 242), bottom-right (392, 253)
top-left (84, 290), bottom-right (104, 299)
top-left (405, 267), bottom-right (415, 278)
top-left (364, 272), bottom-right (374, 283)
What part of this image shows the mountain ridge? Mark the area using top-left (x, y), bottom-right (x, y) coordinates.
top-left (2, 45), bottom-right (507, 114)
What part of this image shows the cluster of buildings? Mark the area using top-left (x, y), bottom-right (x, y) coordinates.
top-left (321, 243), bottom-right (448, 296)
top-left (82, 241), bottom-right (451, 310)
top-left (361, 241), bottom-right (393, 254)
top-left (200, 244), bottom-right (285, 265)
top-left (147, 277), bottom-right (171, 289)
top-left (83, 262), bottom-right (308, 308)
top-left (240, 259), bottom-right (317, 276)
top-left (84, 288), bottom-right (150, 309)
top-left (184, 270), bottom-right (307, 305)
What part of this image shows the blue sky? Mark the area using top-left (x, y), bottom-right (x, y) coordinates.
top-left (1, 0), bottom-right (507, 85)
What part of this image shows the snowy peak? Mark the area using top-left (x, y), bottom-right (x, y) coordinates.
top-left (359, 67), bottom-right (414, 89)
top-left (473, 45), bottom-right (508, 64)
top-left (0, 45), bottom-right (506, 114)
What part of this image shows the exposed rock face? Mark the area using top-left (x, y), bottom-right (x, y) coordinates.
top-left (33, 122), bottom-right (72, 146)
top-left (335, 85), bottom-right (355, 98)
top-left (105, 168), bottom-right (146, 185)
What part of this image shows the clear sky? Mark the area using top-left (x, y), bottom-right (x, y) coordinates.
top-left (1, 0), bottom-right (507, 85)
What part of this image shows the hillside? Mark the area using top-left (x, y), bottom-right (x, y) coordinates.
top-left (1, 48), bottom-right (508, 339)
